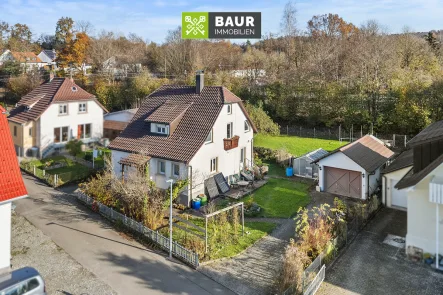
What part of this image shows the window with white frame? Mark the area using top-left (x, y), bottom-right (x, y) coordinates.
top-left (210, 157), bottom-right (218, 173)
top-left (158, 161), bottom-right (166, 174)
top-left (156, 124), bottom-right (167, 134)
top-left (227, 104), bottom-right (232, 114)
top-left (172, 163), bottom-right (180, 177)
top-left (59, 104), bottom-right (68, 115)
top-left (205, 129), bottom-right (213, 143)
top-left (240, 147), bottom-right (246, 163)
top-left (244, 120), bottom-right (250, 132)
top-left (78, 102), bottom-right (87, 113)
top-left (227, 122), bottom-right (233, 139)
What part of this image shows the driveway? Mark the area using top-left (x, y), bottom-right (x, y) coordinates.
top-left (318, 208), bottom-right (443, 295)
top-left (15, 173), bottom-right (236, 295)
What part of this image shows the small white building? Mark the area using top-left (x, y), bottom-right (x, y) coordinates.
top-left (396, 121), bottom-right (443, 261)
top-left (313, 135), bottom-right (394, 199)
top-left (8, 77), bottom-right (108, 158)
top-left (381, 149), bottom-right (413, 210)
top-left (109, 71), bottom-right (257, 206)
top-left (37, 49), bottom-right (57, 69)
top-left (103, 109), bottom-right (138, 140)
top-left (0, 105), bottom-right (28, 274)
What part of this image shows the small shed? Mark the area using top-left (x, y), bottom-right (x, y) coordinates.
top-left (293, 148), bottom-right (328, 179)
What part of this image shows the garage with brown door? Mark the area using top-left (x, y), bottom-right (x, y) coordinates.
top-left (324, 166), bottom-right (362, 198)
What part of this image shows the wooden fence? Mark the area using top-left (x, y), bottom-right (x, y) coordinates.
top-left (76, 192), bottom-right (200, 268)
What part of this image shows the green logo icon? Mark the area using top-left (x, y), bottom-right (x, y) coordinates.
top-left (182, 12), bottom-right (209, 39)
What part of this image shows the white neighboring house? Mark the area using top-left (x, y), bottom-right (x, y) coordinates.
top-left (395, 121), bottom-right (443, 260)
top-left (230, 69), bottom-right (266, 78)
top-left (0, 105), bottom-right (28, 274)
top-left (313, 135), bottom-right (394, 199)
top-left (381, 149), bottom-right (413, 210)
top-left (8, 77), bottom-right (108, 158)
top-left (109, 71), bottom-right (257, 206)
top-left (37, 49), bottom-right (57, 69)
top-left (0, 50), bottom-right (46, 71)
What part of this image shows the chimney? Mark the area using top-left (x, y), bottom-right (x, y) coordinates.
top-left (196, 70), bottom-right (204, 94)
top-left (49, 71), bottom-right (54, 82)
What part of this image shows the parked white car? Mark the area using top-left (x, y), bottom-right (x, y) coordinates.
top-left (0, 267), bottom-right (46, 295)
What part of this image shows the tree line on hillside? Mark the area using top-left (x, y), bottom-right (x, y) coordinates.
top-left (1, 1), bottom-right (443, 135)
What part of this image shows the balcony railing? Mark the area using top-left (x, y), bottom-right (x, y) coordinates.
top-left (224, 135), bottom-right (239, 151)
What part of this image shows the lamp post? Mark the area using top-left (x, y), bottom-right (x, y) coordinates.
top-left (166, 179), bottom-right (174, 258)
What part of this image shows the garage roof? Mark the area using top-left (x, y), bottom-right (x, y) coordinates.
top-left (314, 135), bottom-right (394, 172)
top-left (382, 149), bottom-right (413, 174)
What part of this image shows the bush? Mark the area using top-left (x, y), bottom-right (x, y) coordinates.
top-left (65, 139), bottom-right (83, 156)
top-left (84, 153), bottom-right (92, 161)
top-left (278, 239), bottom-right (310, 294)
top-left (254, 147), bottom-right (275, 161)
top-left (244, 102), bottom-right (280, 135)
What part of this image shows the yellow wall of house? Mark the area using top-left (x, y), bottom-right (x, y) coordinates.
top-left (23, 121), bottom-right (35, 148)
top-left (8, 121), bottom-right (23, 147)
top-left (8, 121), bottom-right (35, 154)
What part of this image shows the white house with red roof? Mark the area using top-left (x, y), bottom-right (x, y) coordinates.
top-left (109, 72), bottom-right (257, 206)
top-left (8, 77), bottom-right (108, 158)
top-left (0, 105), bottom-right (28, 273)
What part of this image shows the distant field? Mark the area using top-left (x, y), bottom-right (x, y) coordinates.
top-left (254, 134), bottom-right (346, 156)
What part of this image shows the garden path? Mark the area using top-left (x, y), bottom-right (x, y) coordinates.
top-left (199, 216), bottom-right (295, 295)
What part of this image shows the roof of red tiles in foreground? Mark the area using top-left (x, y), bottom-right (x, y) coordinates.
top-left (0, 106), bottom-right (27, 204)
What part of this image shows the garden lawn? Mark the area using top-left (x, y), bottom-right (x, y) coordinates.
top-left (244, 178), bottom-right (311, 218)
top-left (161, 219), bottom-right (276, 261)
top-left (22, 155), bottom-right (91, 184)
top-left (76, 147), bottom-right (111, 168)
top-left (263, 161), bottom-right (286, 178)
top-left (254, 134), bottom-right (345, 156)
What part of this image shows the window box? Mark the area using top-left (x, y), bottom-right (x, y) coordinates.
top-left (224, 135), bottom-right (239, 151)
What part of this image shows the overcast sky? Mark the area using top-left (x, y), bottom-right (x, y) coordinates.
top-left (1, 0), bottom-right (442, 43)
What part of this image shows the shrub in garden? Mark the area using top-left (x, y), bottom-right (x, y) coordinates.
top-left (65, 139), bottom-right (83, 156)
top-left (278, 239), bottom-right (310, 294)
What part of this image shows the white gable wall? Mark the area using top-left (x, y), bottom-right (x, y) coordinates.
top-left (0, 202), bottom-right (11, 271)
top-left (39, 100), bottom-right (104, 154)
top-left (406, 163), bottom-right (443, 254)
top-left (189, 102), bottom-right (253, 198)
top-left (318, 151), bottom-right (368, 199)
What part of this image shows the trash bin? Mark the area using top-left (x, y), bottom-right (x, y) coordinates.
top-left (286, 167), bottom-right (293, 177)
top-left (192, 198), bottom-right (201, 210)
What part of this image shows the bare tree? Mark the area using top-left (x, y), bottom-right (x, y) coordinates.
top-left (75, 20), bottom-right (94, 35)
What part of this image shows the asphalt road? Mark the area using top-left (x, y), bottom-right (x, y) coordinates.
top-left (15, 173), bottom-right (236, 295)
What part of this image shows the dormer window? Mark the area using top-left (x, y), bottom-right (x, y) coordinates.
top-left (150, 122), bottom-right (169, 135)
top-left (157, 124), bottom-right (167, 134)
top-left (72, 86), bottom-right (78, 92)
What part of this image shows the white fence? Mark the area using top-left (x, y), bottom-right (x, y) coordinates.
top-left (303, 265), bottom-right (325, 295)
top-left (76, 192), bottom-right (199, 268)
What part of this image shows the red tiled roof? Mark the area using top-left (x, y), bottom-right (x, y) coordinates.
top-left (109, 85), bottom-right (257, 162)
top-left (11, 51), bottom-right (42, 63)
top-left (0, 106), bottom-right (27, 203)
top-left (8, 78), bottom-right (107, 124)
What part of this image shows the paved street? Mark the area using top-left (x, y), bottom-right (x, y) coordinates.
top-left (15, 173), bottom-right (236, 295)
top-left (318, 208), bottom-right (443, 295)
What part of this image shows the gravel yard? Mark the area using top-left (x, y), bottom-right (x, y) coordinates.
top-left (10, 213), bottom-right (116, 295)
